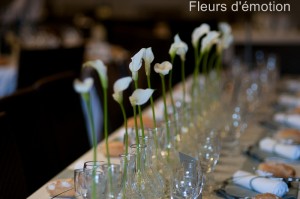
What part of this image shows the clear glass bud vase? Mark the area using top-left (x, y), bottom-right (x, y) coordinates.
top-left (102, 163), bottom-right (121, 199)
top-left (160, 120), bottom-right (180, 175)
top-left (117, 154), bottom-right (143, 199)
top-left (138, 133), bottom-right (165, 199)
top-left (144, 128), bottom-right (173, 199)
top-left (130, 144), bottom-right (158, 199)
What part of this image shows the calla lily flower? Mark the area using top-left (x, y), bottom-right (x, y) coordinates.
top-left (218, 22), bottom-right (234, 50)
top-left (201, 31), bottom-right (220, 52)
top-left (142, 47), bottom-right (154, 76)
top-left (129, 88), bottom-right (154, 106)
top-left (218, 22), bottom-right (231, 35)
top-left (83, 60), bottom-right (108, 89)
top-left (192, 23), bottom-right (210, 48)
top-left (154, 61), bottom-right (172, 76)
top-left (112, 76), bottom-right (132, 104)
top-left (129, 48), bottom-right (145, 81)
top-left (73, 78), bottom-right (94, 93)
top-left (169, 34), bottom-right (188, 61)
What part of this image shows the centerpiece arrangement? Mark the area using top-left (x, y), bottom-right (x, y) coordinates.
top-left (72, 21), bottom-right (235, 199)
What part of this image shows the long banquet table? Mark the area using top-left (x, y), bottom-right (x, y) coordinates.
top-left (28, 75), bottom-right (300, 199)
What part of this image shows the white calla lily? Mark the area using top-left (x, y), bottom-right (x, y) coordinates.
top-left (218, 22), bottom-right (231, 35)
top-left (112, 76), bottom-right (132, 103)
top-left (192, 23), bottom-right (210, 48)
top-left (154, 61), bottom-right (172, 76)
top-left (129, 88), bottom-right (154, 106)
top-left (73, 78), bottom-right (94, 93)
top-left (83, 60), bottom-right (108, 89)
top-left (201, 31), bottom-right (220, 52)
top-left (142, 47), bottom-right (154, 76)
top-left (129, 48), bottom-right (145, 81)
top-left (218, 22), bottom-right (234, 50)
top-left (169, 34), bottom-right (188, 61)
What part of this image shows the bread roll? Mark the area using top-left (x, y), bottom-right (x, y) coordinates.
top-left (253, 193), bottom-right (281, 199)
top-left (127, 115), bottom-right (154, 129)
top-left (258, 162), bottom-right (296, 178)
top-left (100, 140), bottom-right (124, 157)
top-left (292, 106), bottom-right (300, 114)
top-left (46, 178), bottom-right (75, 197)
top-left (275, 128), bottom-right (300, 144)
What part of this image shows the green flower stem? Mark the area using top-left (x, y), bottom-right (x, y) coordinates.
top-left (82, 92), bottom-right (97, 199)
top-left (118, 102), bottom-right (128, 196)
top-left (103, 87), bottom-right (113, 196)
top-left (146, 76), bottom-right (157, 129)
top-left (138, 106), bottom-right (145, 138)
top-left (180, 58), bottom-right (186, 107)
top-left (160, 74), bottom-right (170, 160)
top-left (208, 52), bottom-right (217, 73)
top-left (194, 45), bottom-right (199, 69)
top-left (134, 80), bottom-right (145, 139)
top-left (203, 50), bottom-right (209, 76)
top-left (133, 106), bottom-right (141, 171)
top-left (216, 53), bottom-right (222, 78)
top-left (147, 75), bottom-right (159, 156)
top-left (168, 69), bottom-right (175, 114)
top-left (120, 103), bottom-right (128, 155)
top-left (103, 87), bottom-right (111, 165)
top-left (169, 56), bottom-right (179, 140)
top-left (191, 52), bottom-right (203, 109)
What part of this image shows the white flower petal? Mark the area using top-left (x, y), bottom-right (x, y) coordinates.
top-left (73, 78), bottom-right (94, 93)
top-left (169, 34), bottom-right (188, 61)
top-left (143, 47), bottom-right (154, 76)
top-left (201, 31), bottom-right (220, 52)
top-left (154, 61), bottom-right (172, 76)
top-left (113, 76), bottom-right (132, 93)
top-left (218, 22), bottom-right (232, 35)
top-left (129, 48), bottom-right (145, 72)
top-left (192, 23), bottom-right (210, 48)
top-left (83, 60), bottom-right (108, 88)
top-left (129, 88), bottom-right (154, 106)
top-left (218, 22), bottom-right (234, 50)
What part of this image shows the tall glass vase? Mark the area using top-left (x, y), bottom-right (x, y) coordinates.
top-left (130, 144), bottom-right (159, 199)
top-left (102, 163), bottom-right (121, 199)
top-left (139, 131), bottom-right (170, 198)
top-left (160, 121), bottom-right (181, 175)
top-left (117, 154), bottom-right (142, 199)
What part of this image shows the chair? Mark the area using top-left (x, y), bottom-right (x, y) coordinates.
top-left (0, 111), bottom-right (28, 199)
top-left (0, 71), bottom-right (90, 197)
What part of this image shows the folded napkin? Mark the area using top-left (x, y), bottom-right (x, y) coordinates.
top-left (278, 95), bottom-right (300, 107)
top-left (233, 170), bottom-right (288, 197)
top-left (46, 178), bottom-right (75, 197)
top-left (286, 80), bottom-right (300, 92)
top-left (259, 137), bottom-right (300, 160)
top-left (274, 113), bottom-right (300, 130)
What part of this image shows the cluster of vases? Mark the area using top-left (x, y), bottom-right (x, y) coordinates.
top-left (74, 55), bottom-right (279, 199)
top-left (74, 70), bottom-right (228, 199)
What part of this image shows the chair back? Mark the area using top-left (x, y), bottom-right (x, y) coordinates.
top-left (0, 71), bottom-right (90, 197)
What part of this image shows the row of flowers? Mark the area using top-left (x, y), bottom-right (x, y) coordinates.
top-left (73, 21), bottom-right (233, 198)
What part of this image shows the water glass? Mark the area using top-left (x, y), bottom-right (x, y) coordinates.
top-left (171, 161), bottom-right (202, 199)
top-left (74, 168), bottom-right (88, 199)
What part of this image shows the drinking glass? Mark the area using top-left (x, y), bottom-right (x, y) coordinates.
top-left (74, 168), bottom-right (88, 199)
top-left (101, 163), bottom-right (121, 198)
top-left (82, 161), bottom-right (106, 199)
top-left (84, 167), bottom-right (106, 199)
top-left (171, 161), bottom-right (202, 199)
